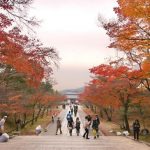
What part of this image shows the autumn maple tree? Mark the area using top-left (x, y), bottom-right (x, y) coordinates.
top-left (99, 0), bottom-right (150, 91)
top-left (80, 64), bottom-right (149, 131)
top-left (0, 0), bottom-right (63, 131)
top-left (80, 0), bottom-right (150, 132)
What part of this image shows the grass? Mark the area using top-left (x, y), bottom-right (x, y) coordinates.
top-left (20, 115), bottom-right (51, 135)
top-left (20, 108), bottom-right (61, 135)
top-left (4, 108), bottom-right (61, 135)
top-left (3, 106), bottom-right (62, 136)
top-left (83, 106), bottom-right (150, 143)
top-left (140, 135), bottom-right (150, 143)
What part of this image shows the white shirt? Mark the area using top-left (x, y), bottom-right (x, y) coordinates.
top-left (0, 118), bottom-right (6, 127)
top-left (84, 120), bottom-right (90, 129)
top-left (36, 125), bottom-right (42, 131)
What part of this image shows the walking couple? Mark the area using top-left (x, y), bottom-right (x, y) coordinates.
top-left (66, 111), bottom-right (81, 136)
top-left (83, 114), bottom-right (100, 139)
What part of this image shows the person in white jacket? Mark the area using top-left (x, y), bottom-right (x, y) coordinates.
top-left (83, 116), bottom-right (91, 139)
top-left (35, 125), bottom-right (42, 135)
top-left (0, 116), bottom-right (7, 134)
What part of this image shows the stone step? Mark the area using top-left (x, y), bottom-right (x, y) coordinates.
top-left (8, 136), bottom-right (128, 144)
top-left (0, 135), bottom-right (149, 150)
top-left (0, 107), bottom-right (149, 150)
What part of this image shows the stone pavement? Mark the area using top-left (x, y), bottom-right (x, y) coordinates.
top-left (0, 106), bottom-right (150, 150)
top-left (41, 105), bottom-right (86, 136)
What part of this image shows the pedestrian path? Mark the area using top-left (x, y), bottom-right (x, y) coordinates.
top-left (0, 134), bottom-right (149, 150)
top-left (41, 105), bottom-right (85, 136)
top-left (0, 105), bottom-right (150, 150)
top-left (40, 108), bottom-right (67, 136)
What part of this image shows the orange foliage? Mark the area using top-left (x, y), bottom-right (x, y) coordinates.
top-left (0, 1), bottom-right (59, 88)
top-left (80, 64), bottom-right (148, 110)
top-left (101, 0), bottom-right (150, 78)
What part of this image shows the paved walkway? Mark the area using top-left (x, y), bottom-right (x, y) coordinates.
top-left (41, 106), bottom-right (86, 136)
top-left (0, 106), bottom-right (150, 150)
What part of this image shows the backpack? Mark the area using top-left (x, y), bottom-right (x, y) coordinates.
top-left (67, 114), bottom-right (71, 121)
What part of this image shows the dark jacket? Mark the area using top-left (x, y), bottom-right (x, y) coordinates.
top-left (96, 117), bottom-right (100, 125)
top-left (75, 120), bottom-right (80, 130)
top-left (92, 119), bottom-right (99, 129)
top-left (133, 122), bottom-right (140, 131)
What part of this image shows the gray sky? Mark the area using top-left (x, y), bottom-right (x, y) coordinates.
top-left (30, 0), bottom-right (118, 90)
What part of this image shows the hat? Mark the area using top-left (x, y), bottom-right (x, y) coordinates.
top-left (4, 116), bottom-right (7, 118)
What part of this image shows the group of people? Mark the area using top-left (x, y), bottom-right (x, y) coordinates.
top-left (0, 110), bottom-right (141, 142)
top-left (55, 109), bottom-right (141, 141)
top-left (55, 104), bottom-right (80, 136)
top-left (64, 109), bottom-right (100, 139)
top-left (83, 114), bottom-right (100, 139)
top-left (66, 110), bottom-right (81, 136)
top-left (69, 104), bottom-right (78, 117)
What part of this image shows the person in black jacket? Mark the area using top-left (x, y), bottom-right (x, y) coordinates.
top-left (67, 116), bottom-right (74, 136)
top-left (92, 115), bottom-right (99, 139)
top-left (133, 119), bottom-right (140, 140)
top-left (95, 115), bottom-right (100, 137)
top-left (75, 117), bottom-right (80, 136)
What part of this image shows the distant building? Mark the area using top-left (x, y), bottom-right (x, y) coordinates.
top-left (64, 91), bottom-right (80, 104)
top-left (61, 87), bottom-right (84, 104)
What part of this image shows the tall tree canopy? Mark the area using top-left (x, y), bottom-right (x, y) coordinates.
top-left (100, 0), bottom-right (150, 91)
top-left (0, 0), bottom-right (59, 87)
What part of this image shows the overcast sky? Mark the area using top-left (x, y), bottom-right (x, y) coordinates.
top-left (30, 0), bottom-right (118, 90)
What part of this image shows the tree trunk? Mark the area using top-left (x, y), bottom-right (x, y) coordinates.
top-left (14, 113), bottom-right (18, 131)
top-left (99, 109), bottom-right (104, 118)
top-left (21, 113), bottom-right (27, 128)
top-left (94, 105), bottom-right (97, 113)
top-left (31, 104), bottom-right (36, 125)
top-left (35, 106), bottom-right (42, 121)
top-left (124, 113), bottom-right (130, 132)
top-left (123, 104), bottom-right (130, 132)
top-left (90, 104), bottom-right (94, 112)
top-left (41, 107), bottom-right (46, 118)
top-left (103, 108), bottom-right (112, 121)
top-left (31, 111), bottom-right (35, 125)
top-left (46, 107), bottom-right (49, 116)
top-left (139, 105), bottom-right (146, 129)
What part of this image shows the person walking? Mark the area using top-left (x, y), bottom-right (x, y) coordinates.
top-left (71, 107), bottom-right (73, 115)
top-left (52, 115), bottom-right (54, 123)
top-left (74, 105), bottom-right (77, 117)
top-left (87, 115), bottom-right (92, 123)
top-left (56, 117), bottom-right (62, 135)
top-left (76, 105), bottom-right (78, 112)
top-left (92, 115), bottom-right (99, 139)
top-left (83, 116), bottom-right (91, 139)
top-left (15, 118), bottom-right (21, 131)
top-left (95, 114), bottom-right (100, 137)
top-left (67, 116), bottom-right (74, 136)
top-left (133, 119), bottom-right (140, 140)
top-left (75, 117), bottom-right (80, 136)
top-left (66, 111), bottom-right (72, 122)
top-left (0, 116), bottom-right (7, 134)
